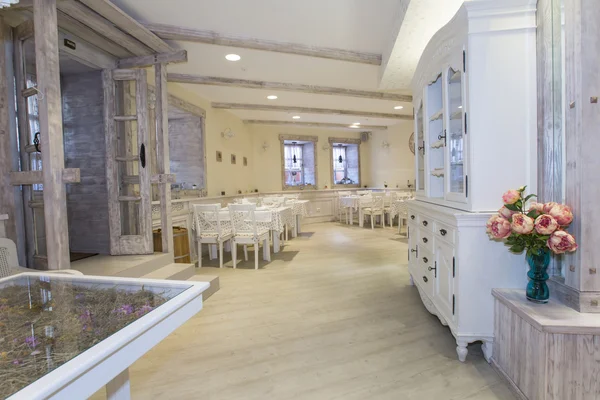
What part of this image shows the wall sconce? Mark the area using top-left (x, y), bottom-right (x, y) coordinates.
top-left (221, 128), bottom-right (235, 140)
top-left (381, 140), bottom-right (390, 149)
top-left (262, 141), bottom-right (270, 151)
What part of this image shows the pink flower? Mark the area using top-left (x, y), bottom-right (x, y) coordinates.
top-left (528, 202), bottom-right (545, 213)
top-left (547, 231), bottom-right (578, 254)
top-left (498, 206), bottom-right (516, 220)
top-left (549, 204), bottom-right (574, 226)
top-left (511, 214), bottom-right (534, 234)
top-left (543, 202), bottom-right (558, 213)
top-left (534, 214), bottom-right (559, 235)
top-left (502, 189), bottom-right (521, 205)
top-left (486, 215), bottom-right (512, 239)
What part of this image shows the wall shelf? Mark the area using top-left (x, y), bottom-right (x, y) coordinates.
top-left (430, 109), bottom-right (444, 121)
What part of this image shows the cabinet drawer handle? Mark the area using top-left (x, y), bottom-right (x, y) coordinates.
top-left (422, 220), bottom-right (428, 227)
top-left (423, 276), bottom-right (428, 283)
top-left (411, 215), bottom-right (415, 220)
top-left (440, 229), bottom-right (447, 236)
top-left (422, 257), bottom-right (428, 263)
top-left (422, 237), bottom-right (428, 243)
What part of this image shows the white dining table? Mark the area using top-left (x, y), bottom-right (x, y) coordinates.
top-left (287, 200), bottom-right (309, 236)
top-left (339, 195), bottom-right (393, 227)
top-left (4, 273), bottom-right (208, 400)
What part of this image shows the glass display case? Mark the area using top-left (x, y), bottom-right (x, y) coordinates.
top-left (446, 67), bottom-right (466, 200)
top-left (427, 74), bottom-right (444, 198)
top-left (415, 102), bottom-right (425, 192)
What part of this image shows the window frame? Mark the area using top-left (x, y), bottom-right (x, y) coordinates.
top-left (279, 134), bottom-right (318, 190)
top-left (329, 137), bottom-right (361, 188)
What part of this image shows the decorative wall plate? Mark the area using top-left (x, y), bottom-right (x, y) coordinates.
top-left (409, 132), bottom-right (415, 155)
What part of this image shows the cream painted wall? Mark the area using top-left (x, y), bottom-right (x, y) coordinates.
top-left (148, 77), bottom-right (256, 197)
top-left (250, 125), bottom-right (371, 192)
top-left (367, 121), bottom-right (415, 189)
top-left (149, 74), bottom-right (413, 195)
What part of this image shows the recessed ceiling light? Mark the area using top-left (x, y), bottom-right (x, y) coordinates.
top-left (458, 105), bottom-right (463, 109)
top-left (352, 122), bottom-right (361, 125)
top-left (292, 116), bottom-right (301, 119)
top-left (267, 95), bottom-right (278, 100)
top-left (394, 105), bottom-right (404, 110)
top-left (225, 54), bottom-right (241, 61)
top-left (349, 125), bottom-right (360, 129)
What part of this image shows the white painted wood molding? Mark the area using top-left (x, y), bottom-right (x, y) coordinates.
top-left (244, 120), bottom-right (389, 130)
top-left (167, 74), bottom-right (412, 102)
top-left (214, 103), bottom-right (412, 120)
top-left (144, 22), bottom-right (382, 65)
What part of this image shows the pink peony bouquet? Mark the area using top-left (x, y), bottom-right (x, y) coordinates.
top-left (487, 186), bottom-right (578, 256)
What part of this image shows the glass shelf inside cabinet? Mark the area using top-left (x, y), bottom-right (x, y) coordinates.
top-left (415, 102), bottom-right (425, 191)
top-left (447, 67), bottom-right (465, 195)
top-left (427, 74), bottom-right (444, 198)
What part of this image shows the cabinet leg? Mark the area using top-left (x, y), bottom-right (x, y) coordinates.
top-left (456, 339), bottom-right (469, 362)
top-left (482, 341), bottom-right (493, 363)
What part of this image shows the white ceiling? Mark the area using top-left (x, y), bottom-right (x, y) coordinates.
top-left (110, 0), bottom-right (463, 129)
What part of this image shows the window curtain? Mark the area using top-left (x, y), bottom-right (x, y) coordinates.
top-left (284, 144), bottom-right (303, 170)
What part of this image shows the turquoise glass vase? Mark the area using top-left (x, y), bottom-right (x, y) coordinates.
top-left (526, 248), bottom-right (551, 303)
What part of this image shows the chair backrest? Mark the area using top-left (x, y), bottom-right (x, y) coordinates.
top-left (357, 190), bottom-right (372, 196)
top-left (262, 196), bottom-right (286, 207)
top-left (193, 204), bottom-right (225, 236)
top-left (228, 204), bottom-right (258, 236)
top-left (0, 238), bottom-right (18, 278)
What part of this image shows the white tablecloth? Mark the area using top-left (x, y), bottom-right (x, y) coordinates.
top-left (288, 200), bottom-right (309, 217)
top-left (193, 207), bottom-right (294, 234)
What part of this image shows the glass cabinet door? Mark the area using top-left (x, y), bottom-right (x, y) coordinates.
top-left (427, 75), bottom-right (444, 198)
top-left (415, 103), bottom-right (425, 191)
top-left (446, 67), bottom-right (465, 199)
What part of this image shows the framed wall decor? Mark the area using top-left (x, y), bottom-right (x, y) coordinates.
top-left (243, 156), bottom-right (248, 166)
top-left (231, 154), bottom-right (237, 164)
top-left (216, 151), bottom-right (222, 162)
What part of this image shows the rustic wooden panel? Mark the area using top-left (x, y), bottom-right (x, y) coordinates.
top-left (62, 71), bottom-right (110, 254)
top-left (168, 115), bottom-right (203, 187)
top-left (33, 0), bottom-right (70, 270)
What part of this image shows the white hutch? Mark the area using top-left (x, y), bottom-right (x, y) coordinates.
top-left (407, 0), bottom-right (537, 362)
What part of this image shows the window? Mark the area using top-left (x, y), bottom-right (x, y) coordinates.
top-left (329, 138), bottom-right (361, 187)
top-left (279, 134), bottom-right (317, 189)
top-left (284, 142), bottom-right (304, 186)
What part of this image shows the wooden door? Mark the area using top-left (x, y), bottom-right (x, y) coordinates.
top-left (103, 69), bottom-right (153, 255)
top-left (434, 241), bottom-right (455, 322)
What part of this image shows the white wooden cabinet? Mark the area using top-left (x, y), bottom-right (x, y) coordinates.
top-left (408, 202), bottom-right (528, 362)
top-left (407, 0), bottom-right (537, 362)
top-left (411, 0), bottom-right (538, 212)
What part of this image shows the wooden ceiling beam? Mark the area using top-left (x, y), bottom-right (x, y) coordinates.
top-left (244, 120), bottom-right (388, 131)
top-left (167, 74), bottom-right (412, 102)
top-left (57, 0), bottom-right (152, 56)
top-left (212, 102), bottom-right (412, 120)
top-left (144, 23), bottom-right (382, 66)
top-left (117, 50), bottom-right (187, 69)
top-left (77, 0), bottom-right (173, 53)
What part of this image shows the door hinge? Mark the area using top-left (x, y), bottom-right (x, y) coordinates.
top-left (464, 112), bottom-right (467, 134)
top-left (462, 50), bottom-right (466, 73)
top-left (465, 175), bottom-right (468, 198)
top-left (453, 257), bottom-right (455, 278)
top-left (452, 295), bottom-right (456, 314)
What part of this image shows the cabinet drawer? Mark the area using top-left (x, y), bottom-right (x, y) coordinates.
top-left (419, 229), bottom-right (434, 252)
top-left (419, 214), bottom-right (433, 232)
top-left (419, 248), bottom-right (435, 275)
top-left (415, 268), bottom-right (433, 298)
top-left (434, 221), bottom-right (455, 243)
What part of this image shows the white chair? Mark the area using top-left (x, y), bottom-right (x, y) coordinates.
top-left (337, 191), bottom-right (352, 223)
top-left (229, 204), bottom-right (271, 270)
top-left (384, 192), bottom-right (398, 227)
top-left (363, 194), bottom-right (385, 229)
top-left (194, 204), bottom-right (233, 268)
top-left (357, 190), bottom-right (372, 196)
top-left (0, 238), bottom-right (83, 278)
top-left (245, 197), bottom-right (261, 206)
top-left (262, 196), bottom-right (286, 207)
top-left (397, 200), bottom-right (410, 235)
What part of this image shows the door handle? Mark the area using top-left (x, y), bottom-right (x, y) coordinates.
top-left (140, 143), bottom-right (146, 168)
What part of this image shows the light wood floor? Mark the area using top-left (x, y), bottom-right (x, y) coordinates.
top-left (94, 222), bottom-right (516, 400)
